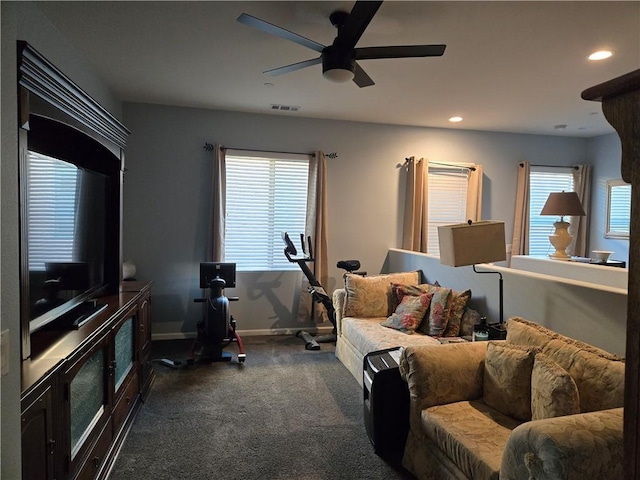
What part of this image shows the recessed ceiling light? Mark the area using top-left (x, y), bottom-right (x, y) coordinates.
top-left (588, 50), bottom-right (613, 61)
top-left (449, 116), bottom-right (463, 123)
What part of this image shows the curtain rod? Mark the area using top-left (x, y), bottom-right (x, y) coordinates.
top-left (404, 157), bottom-right (476, 171)
top-left (520, 162), bottom-right (578, 170)
top-left (203, 142), bottom-right (338, 158)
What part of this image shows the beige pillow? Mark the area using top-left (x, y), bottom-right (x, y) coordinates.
top-left (483, 341), bottom-right (538, 421)
top-left (343, 271), bottom-right (420, 317)
top-left (531, 353), bottom-right (580, 420)
top-left (505, 317), bottom-right (556, 348)
top-left (541, 337), bottom-right (625, 413)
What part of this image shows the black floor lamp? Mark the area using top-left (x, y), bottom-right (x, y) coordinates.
top-left (438, 220), bottom-right (507, 335)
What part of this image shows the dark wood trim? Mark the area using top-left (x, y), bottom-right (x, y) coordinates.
top-left (17, 41), bottom-right (129, 149)
top-left (582, 68), bottom-right (640, 480)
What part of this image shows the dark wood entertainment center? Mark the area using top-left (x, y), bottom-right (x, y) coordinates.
top-left (22, 283), bottom-right (153, 480)
top-left (17, 42), bottom-right (154, 480)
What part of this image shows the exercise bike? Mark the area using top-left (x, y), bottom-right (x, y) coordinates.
top-left (282, 232), bottom-right (364, 350)
top-left (154, 262), bottom-right (245, 368)
top-left (191, 262), bottom-right (246, 363)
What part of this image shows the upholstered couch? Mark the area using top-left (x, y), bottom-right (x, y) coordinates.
top-left (398, 317), bottom-right (625, 480)
top-left (333, 270), bottom-right (479, 386)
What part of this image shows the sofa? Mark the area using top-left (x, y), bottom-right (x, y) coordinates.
top-left (398, 316), bottom-right (625, 480)
top-left (333, 270), bottom-right (479, 386)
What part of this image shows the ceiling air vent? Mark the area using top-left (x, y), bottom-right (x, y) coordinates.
top-left (270, 104), bottom-right (301, 112)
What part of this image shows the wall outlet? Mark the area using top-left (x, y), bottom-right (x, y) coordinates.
top-left (1, 330), bottom-right (9, 376)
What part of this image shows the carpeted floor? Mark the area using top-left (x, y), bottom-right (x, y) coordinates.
top-left (108, 336), bottom-right (413, 480)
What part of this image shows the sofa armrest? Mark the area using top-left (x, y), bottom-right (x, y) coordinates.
top-left (332, 288), bottom-right (346, 336)
top-left (399, 342), bottom-right (488, 410)
top-left (501, 408), bottom-right (623, 480)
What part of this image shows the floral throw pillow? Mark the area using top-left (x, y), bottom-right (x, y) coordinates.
top-left (380, 292), bottom-right (434, 334)
top-left (420, 287), bottom-right (452, 337)
top-left (393, 283), bottom-right (453, 337)
top-left (443, 289), bottom-right (472, 337)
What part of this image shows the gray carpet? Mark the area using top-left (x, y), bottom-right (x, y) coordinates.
top-left (108, 336), bottom-right (412, 480)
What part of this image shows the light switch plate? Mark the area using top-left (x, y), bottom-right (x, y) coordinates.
top-left (1, 330), bottom-right (9, 376)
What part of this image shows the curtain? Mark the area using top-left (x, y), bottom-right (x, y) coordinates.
top-left (297, 151), bottom-right (329, 324)
top-left (208, 144), bottom-right (226, 262)
top-left (466, 164), bottom-right (483, 222)
top-left (511, 161), bottom-right (531, 263)
top-left (402, 157), bottom-right (429, 252)
top-left (571, 164), bottom-right (592, 257)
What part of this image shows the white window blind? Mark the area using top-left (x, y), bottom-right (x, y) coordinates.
top-left (27, 151), bottom-right (78, 271)
top-left (529, 167), bottom-right (575, 256)
top-left (427, 165), bottom-right (470, 256)
top-left (607, 182), bottom-right (631, 237)
top-left (224, 151), bottom-right (309, 271)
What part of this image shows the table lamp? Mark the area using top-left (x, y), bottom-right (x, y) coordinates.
top-left (438, 220), bottom-right (507, 336)
top-left (540, 191), bottom-right (586, 260)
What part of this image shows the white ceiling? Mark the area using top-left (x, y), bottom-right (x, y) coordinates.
top-left (36, 1), bottom-right (640, 137)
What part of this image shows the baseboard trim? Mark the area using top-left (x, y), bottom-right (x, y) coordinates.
top-left (151, 326), bottom-right (333, 341)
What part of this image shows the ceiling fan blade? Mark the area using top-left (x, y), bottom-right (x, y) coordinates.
top-left (335, 1), bottom-right (383, 50)
top-left (353, 62), bottom-right (375, 88)
top-left (355, 45), bottom-right (447, 60)
top-left (264, 57), bottom-right (323, 76)
top-left (237, 13), bottom-right (326, 53)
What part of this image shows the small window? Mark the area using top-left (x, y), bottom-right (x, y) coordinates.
top-left (224, 151), bottom-right (309, 271)
top-left (605, 179), bottom-right (631, 239)
top-left (528, 167), bottom-right (575, 256)
top-left (427, 165), bottom-right (470, 256)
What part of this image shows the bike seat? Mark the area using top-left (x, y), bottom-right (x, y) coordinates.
top-left (337, 260), bottom-right (361, 272)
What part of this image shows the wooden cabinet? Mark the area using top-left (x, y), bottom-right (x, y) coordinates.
top-left (21, 283), bottom-right (154, 480)
top-left (21, 382), bottom-right (57, 480)
top-left (122, 282), bottom-right (153, 400)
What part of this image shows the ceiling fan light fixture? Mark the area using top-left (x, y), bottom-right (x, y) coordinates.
top-left (322, 46), bottom-right (356, 83)
top-left (323, 67), bottom-right (355, 83)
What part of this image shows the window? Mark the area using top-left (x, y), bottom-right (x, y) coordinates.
top-left (27, 151), bottom-right (78, 271)
top-left (528, 167), bottom-right (575, 255)
top-left (605, 179), bottom-right (631, 239)
top-left (224, 151), bottom-right (309, 271)
top-left (427, 165), bottom-right (470, 256)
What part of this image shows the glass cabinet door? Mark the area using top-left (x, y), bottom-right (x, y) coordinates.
top-left (63, 333), bottom-right (111, 472)
top-left (69, 348), bottom-right (106, 458)
top-left (114, 316), bottom-right (135, 391)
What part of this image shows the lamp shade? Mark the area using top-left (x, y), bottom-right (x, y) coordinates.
top-left (438, 221), bottom-right (507, 267)
top-left (540, 192), bottom-right (586, 216)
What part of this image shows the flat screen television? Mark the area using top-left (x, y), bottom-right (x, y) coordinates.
top-left (22, 114), bottom-right (121, 337)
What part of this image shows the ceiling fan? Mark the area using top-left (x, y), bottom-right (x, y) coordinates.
top-left (237, 1), bottom-right (446, 88)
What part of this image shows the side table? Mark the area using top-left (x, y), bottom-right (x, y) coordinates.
top-left (363, 347), bottom-right (409, 464)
